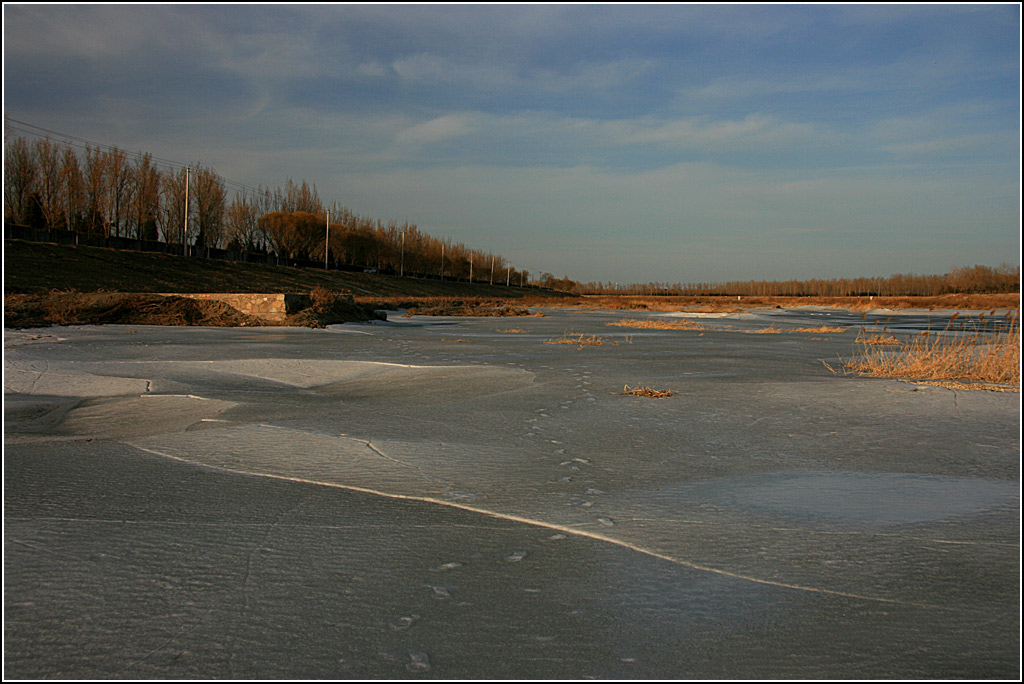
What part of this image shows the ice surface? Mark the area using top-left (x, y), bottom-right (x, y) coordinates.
top-left (4, 311), bottom-right (1020, 679)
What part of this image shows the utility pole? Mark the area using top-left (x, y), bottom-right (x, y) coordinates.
top-left (506, 265), bottom-right (511, 287)
top-left (183, 166), bottom-right (190, 257)
top-left (440, 243), bottom-right (445, 281)
top-left (400, 231), bottom-right (405, 277)
top-left (490, 255), bottom-right (494, 285)
top-left (325, 210), bottom-right (330, 270)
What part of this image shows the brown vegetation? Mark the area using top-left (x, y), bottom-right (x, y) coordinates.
top-left (606, 318), bottom-right (708, 330)
top-left (826, 317), bottom-right (1020, 390)
top-left (856, 332), bottom-right (901, 346)
top-left (788, 326), bottom-right (848, 333)
top-left (578, 264), bottom-right (1019, 297)
top-left (747, 325), bottom-right (846, 334)
top-left (398, 298), bottom-right (544, 317)
top-left (544, 333), bottom-right (606, 347)
top-left (621, 384), bottom-right (676, 398)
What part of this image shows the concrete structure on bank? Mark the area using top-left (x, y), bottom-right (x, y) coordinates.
top-left (157, 292), bottom-right (354, 323)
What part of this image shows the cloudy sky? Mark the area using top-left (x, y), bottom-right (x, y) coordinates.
top-left (3, 4), bottom-right (1020, 284)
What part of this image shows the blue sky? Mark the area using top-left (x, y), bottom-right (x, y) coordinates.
top-left (3, 4), bottom-right (1020, 284)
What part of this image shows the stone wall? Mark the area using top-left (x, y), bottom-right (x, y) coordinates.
top-left (157, 293), bottom-right (355, 323)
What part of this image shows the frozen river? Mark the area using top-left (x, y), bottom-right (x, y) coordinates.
top-left (4, 307), bottom-right (1020, 678)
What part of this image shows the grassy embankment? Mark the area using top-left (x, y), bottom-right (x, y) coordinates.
top-left (2, 239), bottom-right (563, 299)
top-left (2, 239), bottom-right (571, 328)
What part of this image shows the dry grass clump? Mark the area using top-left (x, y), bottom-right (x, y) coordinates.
top-left (622, 384), bottom-right (676, 398)
top-left (828, 317), bottom-right (1020, 390)
top-left (788, 325), bottom-right (848, 333)
top-left (544, 332), bottom-right (605, 346)
top-left (498, 328), bottom-right (529, 333)
top-left (749, 325), bottom-right (847, 334)
top-left (606, 318), bottom-right (708, 330)
top-left (856, 332), bottom-right (901, 346)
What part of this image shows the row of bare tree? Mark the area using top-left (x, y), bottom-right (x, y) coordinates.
top-left (256, 209), bottom-right (524, 283)
top-left (576, 264), bottom-right (1020, 297)
top-left (3, 135), bottom-right (527, 282)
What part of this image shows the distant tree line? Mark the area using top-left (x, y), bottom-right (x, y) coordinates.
top-left (3, 135), bottom-right (528, 283)
top-left (573, 264), bottom-right (1020, 297)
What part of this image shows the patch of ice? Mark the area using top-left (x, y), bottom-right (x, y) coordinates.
top-left (55, 395), bottom-right (237, 439)
top-left (4, 367), bottom-right (150, 397)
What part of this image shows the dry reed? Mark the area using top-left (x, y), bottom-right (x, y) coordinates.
top-left (856, 332), bottom-right (901, 345)
top-left (544, 333), bottom-right (605, 346)
top-left (606, 318), bottom-right (708, 330)
top-left (749, 325), bottom-right (847, 334)
top-left (622, 384), bottom-right (676, 398)
top-left (788, 326), bottom-right (848, 333)
top-left (828, 317), bottom-right (1020, 390)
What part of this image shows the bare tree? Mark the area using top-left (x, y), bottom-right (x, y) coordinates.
top-left (282, 177), bottom-right (322, 214)
top-left (131, 153), bottom-right (160, 241)
top-left (190, 164), bottom-right (227, 250)
top-left (59, 146), bottom-right (85, 232)
top-left (224, 191), bottom-right (261, 252)
top-left (3, 135), bottom-right (38, 225)
top-left (158, 166), bottom-right (188, 246)
top-left (34, 138), bottom-right (63, 229)
top-left (103, 147), bottom-right (131, 237)
top-left (82, 145), bottom-right (108, 236)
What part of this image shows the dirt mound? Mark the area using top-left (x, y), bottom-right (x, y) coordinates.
top-left (286, 287), bottom-right (387, 328)
top-left (4, 292), bottom-right (266, 329)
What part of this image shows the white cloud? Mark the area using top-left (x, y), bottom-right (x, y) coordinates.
top-left (880, 134), bottom-right (991, 156)
top-left (609, 114), bottom-right (829, 151)
top-left (394, 114), bottom-right (475, 146)
top-left (390, 53), bottom-right (514, 87)
top-left (532, 58), bottom-right (657, 92)
top-left (355, 61), bottom-right (390, 79)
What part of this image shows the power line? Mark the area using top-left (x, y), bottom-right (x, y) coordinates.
top-left (4, 115), bottom-right (274, 200)
top-left (4, 115), bottom-right (532, 276)
top-left (5, 117), bottom-right (185, 170)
